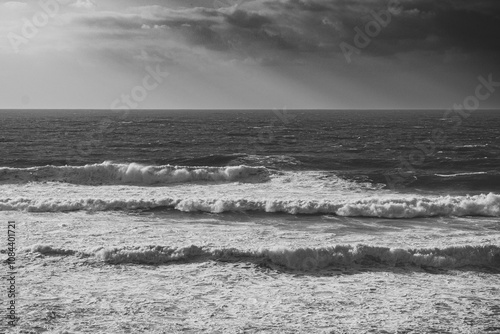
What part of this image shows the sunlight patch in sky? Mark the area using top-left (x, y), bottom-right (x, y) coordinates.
top-left (1, 0), bottom-right (499, 109)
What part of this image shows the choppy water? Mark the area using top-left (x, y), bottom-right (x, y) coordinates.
top-left (1, 109), bottom-right (499, 192)
top-left (1, 109), bottom-right (499, 269)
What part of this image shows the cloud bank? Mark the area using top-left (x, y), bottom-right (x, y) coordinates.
top-left (1, 0), bottom-right (499, 109)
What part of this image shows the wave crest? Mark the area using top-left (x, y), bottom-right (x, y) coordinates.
top-left (2, 193), bottom-right (500, 218)
top-left (26, 244), bottom-right (500, 270)
top-left (0, 162), bottom-right (270, 185)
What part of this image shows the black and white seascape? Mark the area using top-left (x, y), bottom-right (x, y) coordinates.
top-left (1, 1), bottom-right (500, 333)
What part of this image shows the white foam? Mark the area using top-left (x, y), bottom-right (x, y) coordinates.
top-left (27, 243), bottom-right (500, 269)
top-left (435, 172), bottom-right (488, 178)
top-left (0, 162), bottom-right (270, 185)
top-left (2, 193), bottom-right (499, 218)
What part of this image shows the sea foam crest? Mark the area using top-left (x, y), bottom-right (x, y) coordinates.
top-left (2, 193), bottom-right (500, 218)
top-left (26, 244), bottom-right (500, 270)
top-left (0, 162), bottom-right (270, 185)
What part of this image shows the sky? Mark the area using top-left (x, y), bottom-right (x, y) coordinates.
top-left (1, 0), bottom-right (500, 109)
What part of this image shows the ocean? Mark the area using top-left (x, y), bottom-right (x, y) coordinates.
top-left (1, 109), bottom-right (499, 333)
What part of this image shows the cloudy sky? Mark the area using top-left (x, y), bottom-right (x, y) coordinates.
top-left (1, 0), bottom-right (499, 109)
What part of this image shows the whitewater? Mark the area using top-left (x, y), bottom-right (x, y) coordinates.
top-left (1, 162), bottom-right (500, 219)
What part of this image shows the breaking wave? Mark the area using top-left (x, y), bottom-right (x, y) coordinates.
top-left (0, 162), bottom-right (270, 185)
top-left (25, 244), bottom-right (500, 270)
top-left (435, 172), bottom-right (488, 178)
top-left (2, 193), bottom-right (500, 218)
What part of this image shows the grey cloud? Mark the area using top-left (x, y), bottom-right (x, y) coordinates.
top-left (68, 0), bottom-right (500, 62)
top-left (224, 9), bottom-right (271, 29)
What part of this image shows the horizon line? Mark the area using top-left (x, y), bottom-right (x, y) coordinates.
top-left (1, 108), bottom-right (499, 111)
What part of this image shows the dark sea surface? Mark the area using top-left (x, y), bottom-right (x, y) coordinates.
top-left (0, 109), bottom-right (499, 194)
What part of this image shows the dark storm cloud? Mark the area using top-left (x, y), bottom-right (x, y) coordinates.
top-left (335, 0), bottom-right (500, 55)
top-left (269, 0), bottom-right (333, 12)
top-left (279, 0), bottom-right (500, 55)
top-left (224, 9), bottom-right (271, 29)
top-left (67, 0), bottom-right (500, 59)
top-left (434, 9), bottom-right (500, 51)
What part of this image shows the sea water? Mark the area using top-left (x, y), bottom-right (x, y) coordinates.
top-left (0, 110), bottom-right (499, 333)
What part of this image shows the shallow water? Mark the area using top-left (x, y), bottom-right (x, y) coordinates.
top-left (2, 210), bottom-right (500, 333)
